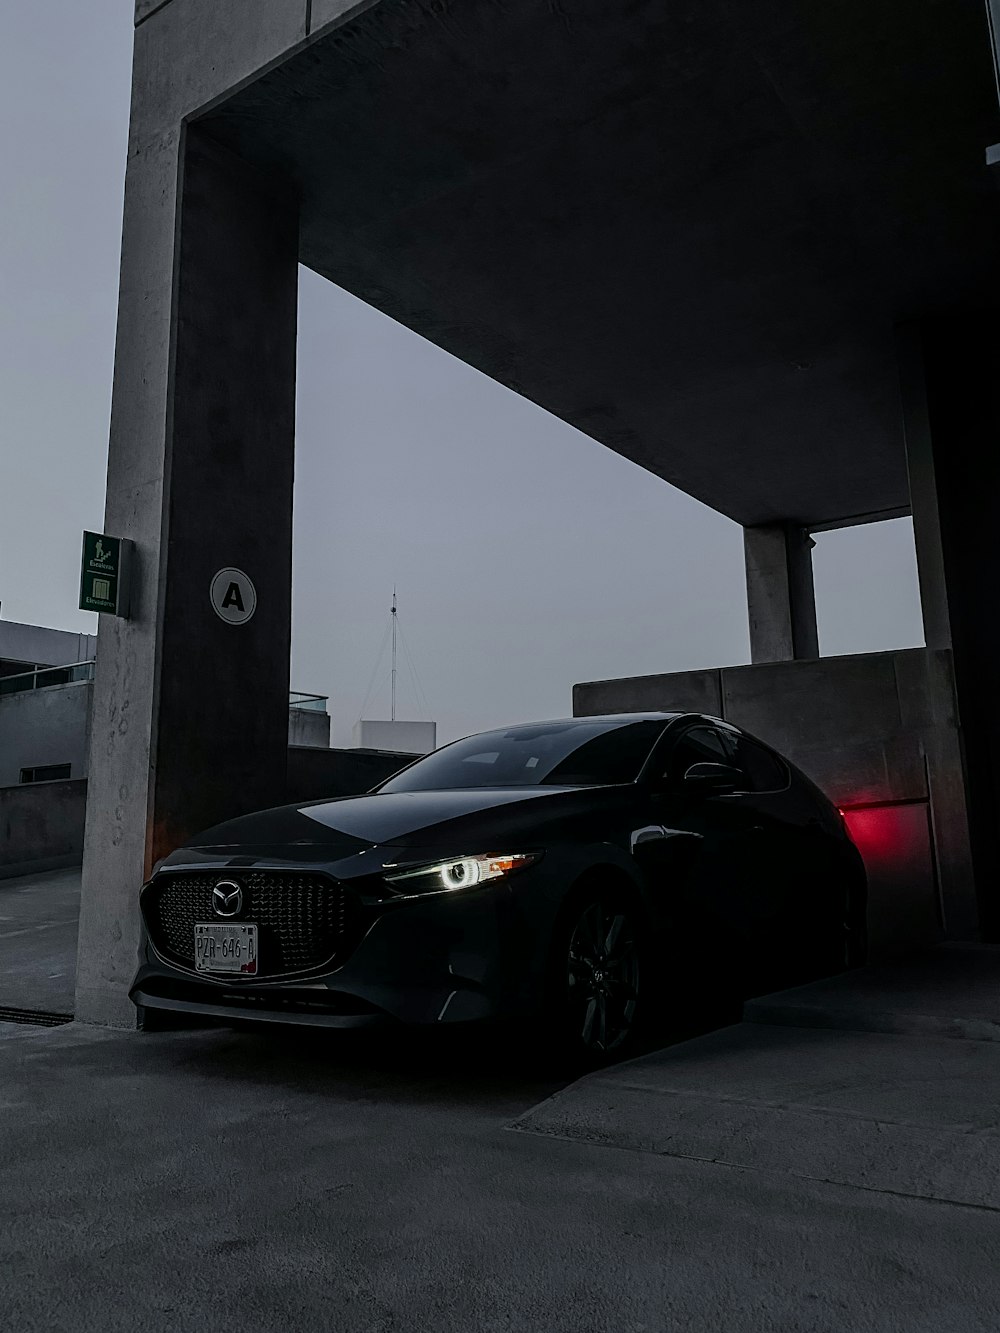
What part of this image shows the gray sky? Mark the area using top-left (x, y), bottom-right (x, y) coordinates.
top-left (1, 2), bottom-right (925, 746)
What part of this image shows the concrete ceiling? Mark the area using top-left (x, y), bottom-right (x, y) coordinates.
top-left (201, 0), bottom-right (1000, 528)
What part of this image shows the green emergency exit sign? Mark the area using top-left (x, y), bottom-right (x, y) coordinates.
top-left (79, 531), bottom-right (132, 617)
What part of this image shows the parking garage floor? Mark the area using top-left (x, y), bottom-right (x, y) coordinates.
top-left (3, 1014), bottom-right (1000, 1331)
top-left (3, 869), bottom-right (1000, 1330)
top-left (0, 866), bottom-right (79, 1017)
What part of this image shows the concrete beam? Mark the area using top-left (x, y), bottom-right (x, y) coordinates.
top-left (310, 0), bottom-right (380, 36)
top-left (75, 129), bottom-right (299, 1027)
top-left (743, 524), bottom-right (819, 664)
top-left (199, 0), bottom-right (1000, 530)
top-left (130, 0), bottom-right (307, 151)
top-left (135, 0), bottom-right (174, 24)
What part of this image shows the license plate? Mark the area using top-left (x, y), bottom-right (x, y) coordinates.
top-left (194, 923), bottom-right (258, 974)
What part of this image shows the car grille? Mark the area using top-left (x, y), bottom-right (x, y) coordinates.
top-left (143, 871), bottom-right (351, 978)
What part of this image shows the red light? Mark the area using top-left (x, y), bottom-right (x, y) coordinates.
top-left (841, 806), bottom-right (912, 859)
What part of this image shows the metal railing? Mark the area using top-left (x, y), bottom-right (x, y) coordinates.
top-left (0, 660), bottom-right (95, 697)
top-left (0, 660), bottom-right (329, 713)
top-left (288, 691), bottom-right (329, 713)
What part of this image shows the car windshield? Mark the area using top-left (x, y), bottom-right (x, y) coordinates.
top-left (378, 719), bottom-right (669, 792)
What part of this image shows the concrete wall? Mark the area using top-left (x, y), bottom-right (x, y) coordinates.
top-left (287, 746), bottom-right (416, 803)
top-left (0, 682), bottom-right (339, 778)
top-left (0, 680), bottom-right (331, 783)
top-left (0, 682), bottom-right (93, 787)
top-left (0, 779), bottom-right (88, 879)
top-left (574, 648), bottom-right (975, 956)
top-left (0, 749), bottom-right (409, 880)
top-left (0, 621), bottom-right (95, 670)
top-left (352, 720), bottom-right (436, 754)
top-left (288, 708), bottom-right (331, 749)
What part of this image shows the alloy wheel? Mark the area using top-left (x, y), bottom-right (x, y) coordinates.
top-left (566, 898), bottom-right (641, 1054)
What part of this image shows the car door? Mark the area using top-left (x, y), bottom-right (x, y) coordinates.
top-left (729, 735), bottom-right (846, 982)
top-left (722, 731), bottom-right (805, 986)
top-left (635, 722), bottom-right (772, 965)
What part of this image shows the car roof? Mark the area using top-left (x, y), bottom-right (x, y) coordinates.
top-left (497, 711), bottom-right (684, 730)
top-left (571, 711), bottom-right (743, 732)
top-left (462, 712), bottom-right (746, 741)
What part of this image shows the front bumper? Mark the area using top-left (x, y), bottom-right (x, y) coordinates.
top-left (131, 861), bottom-right (561, 1029)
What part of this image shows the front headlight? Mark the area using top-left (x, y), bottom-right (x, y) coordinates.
top-left (383, 852), bottom-right (541, 898)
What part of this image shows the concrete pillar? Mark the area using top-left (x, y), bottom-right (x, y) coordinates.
top-left (743, 524), bottom-right (819, 664)
top-left (896, 327), bottom-right (952, 652)
top-left (75, 127), bottom-right (299, 1026)
top-left (897, 315), bottom-right (1000, 939)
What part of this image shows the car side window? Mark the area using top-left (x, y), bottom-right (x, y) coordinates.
top-left (731, 736), bottom-right (789, 793)
top-left (662, 725), bottom-right (736, 784)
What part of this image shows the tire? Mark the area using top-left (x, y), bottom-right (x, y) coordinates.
top-left (843, 857), bottom-right (869, 970)
top-left (845, 913), bottom-right (868, 969)
top-left (806, 871), bottom-right (868, 978)
top-left (545, 883), bottom-right (645, 1067)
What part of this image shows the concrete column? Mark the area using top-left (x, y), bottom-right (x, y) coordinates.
top-left (896, 326), bottom-right (952, 651)
top-left (896, 315), bottom-right (1000, 940)
top-left (743, 524), bottom-right (819, 664)
top-left (75, 127), bottom-right (299, 1026)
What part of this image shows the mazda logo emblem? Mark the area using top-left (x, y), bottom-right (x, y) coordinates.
top-left (212, 880), bottom-right (243, 918)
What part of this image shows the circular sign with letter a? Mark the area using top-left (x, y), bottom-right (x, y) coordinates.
top-left (210, 568), bottom-right (257, 625)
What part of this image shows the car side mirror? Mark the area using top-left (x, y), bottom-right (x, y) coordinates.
top-left (681, 762), bottom-right (744, 794)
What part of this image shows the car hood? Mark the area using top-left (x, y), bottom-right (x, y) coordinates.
top-left (170, 785), bottom-right (590, 861)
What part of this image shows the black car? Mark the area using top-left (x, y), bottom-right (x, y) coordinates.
top-left (131, 712), bottom-right (867, 1059)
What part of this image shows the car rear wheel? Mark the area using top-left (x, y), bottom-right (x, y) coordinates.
top-left (548, 886), bottom-right (644, 1064)
top-left (845, 911), bottom-right (868, 969)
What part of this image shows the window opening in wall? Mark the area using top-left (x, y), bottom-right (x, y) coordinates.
top-left (19, 764), bottom-right (72, 784)
top-left (811, 517), bottom-right (924, 658)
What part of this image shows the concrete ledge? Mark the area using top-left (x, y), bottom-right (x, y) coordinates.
top-left (746, 1003), bottom-right (1000, 1044)
top-left (0, 779), bottom-right (87, 880)
top-left (511, 1022), bottom-right (1000, 1210)
top-left (0, 853), bottom-right (81, 883)
top-left (744, 945), bottom-right (1000, 1042)
top-left (574, 668), bottom-right (723, 717)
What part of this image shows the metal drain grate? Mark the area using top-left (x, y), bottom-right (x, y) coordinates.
top-left (0, 1006), bottom-right (73, 1028)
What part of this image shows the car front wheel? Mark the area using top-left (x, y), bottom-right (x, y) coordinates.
top-left (549, 886), bottom-right (644, 1064)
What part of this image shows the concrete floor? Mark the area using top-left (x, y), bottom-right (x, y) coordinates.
top-left (3, 869), bottom-right (1000, 1330)
top-left (0, 865), bottom-right (79, 1014)
top-left (2, 1018), bottom-right (1000, 1332)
